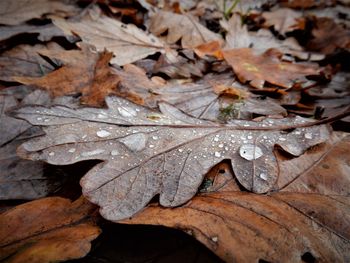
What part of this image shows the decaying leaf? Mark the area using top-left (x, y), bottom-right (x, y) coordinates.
top-left (149, 10), bottom-right (223, 49)
top-left (223, 48), bottom-right (321, 89)
top-left (122, 191), bottom-right (349, 262)
top-left (11, 96), bottom-right (330, 220)
top-left (0, 0), bottom-right (80, 26)
top-left (53, 6), bottom-right (165, 65)
top-left (0, 43), bottom-right (63, 82)
top-left (13, 44), bottom-right (121, 107)
top-left (0, 196), bottom-right (100, 262)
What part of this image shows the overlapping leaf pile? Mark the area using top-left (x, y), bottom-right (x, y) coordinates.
top-left (0, 0), bottom-right (349, 262)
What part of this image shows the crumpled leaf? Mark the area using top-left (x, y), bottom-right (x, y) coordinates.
top-left (122, 191), bottom-right (349, 262)
top-left (0, 0), bottom-right (80, 26)
top-left (0, 43), bottom-right (63, 82)
top-left (149, 10), bottom-right (223, 49)
top-left (223, 48), bottom-right (321, 89)
top-left (53, 6), bottom-right (165, 65)
top-left (0, 196), bottom-right (101, 263)
top-left (11, 96), bottom-right (330, 220)
top-left (13, 44), bottom-right (121, 107)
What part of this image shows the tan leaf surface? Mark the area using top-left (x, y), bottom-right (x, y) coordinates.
top-left (149, 10), bottom-right (223, 49)
top-left (52, 6), bottom-right (165, 65)
top-left (222, 48), bottom-right (320, 89)
top-left (13, 45), bottom-right (121, 107)
top-left (0, 197), bottom-right (100, 263)
top-left (0, 0), bottom-right (80, 26)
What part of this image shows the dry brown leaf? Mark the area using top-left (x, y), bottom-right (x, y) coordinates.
top-left (13, 44), bottom-right (121, 107)
top-left (122, 191), bottom-right (349, 262)
top-left (306, 16), bottom-right (350, 54)
top-left (222, 48), bottom-right (320, 89)
top-left (149, 10), bottom-right (223, 49)
top-left (52, 6), bottom-right (165, 65)
top-left (0, 0), bottom-right (80, 26)
top-left (0, 196), bottom-right (100, 263)
top-left (194, 41), bottom-right (223, 59)
top-left (0, 43), bottom-right (63, 82)
top-left (262, 8), bottom-right (301, 35)
top-left (11, 96), bottom-right (330, 220)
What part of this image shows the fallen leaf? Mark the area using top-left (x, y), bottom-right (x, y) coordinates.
top-left (0, 0), bottom-right (80, 26)
top-left (121, 130), bottom-right (350, 262)
top-left (11, 96), bottom-right (330, 220)
top-left (279, 0), bottom-right (336, 9)
top-left (277, 132), bottom-right (350, 194)
top-left (222, 48), bottom-right (321, 89)
top-left (222, 14), bottom-right (251, 49)
top-left (52, 6), bottom-right (165, 65)
top-left (0, 24), bottom-right (66, 43)
top-left (262, 8), bottom-right (301, 35)
top-left (194, 41), bottom-right (223, 59)
top-left (0, 196), bottom-right (100, 262)
top-left (13, 44), bottom-right (121, 107)
top-left (149, 10), bottom-right (223, 49)
top-left (0, 88), bottom-right (63, 200)
top-left (0, 43), bottom-right (63, 82)
top-left (122, 191), bottom-right (349, 262)
top-left (306, 16), bottom-right (350, 54)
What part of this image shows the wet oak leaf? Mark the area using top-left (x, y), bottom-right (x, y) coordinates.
top-left (149, 10), bottom-right (223, 49)
top-left (222, 48), bottom-right (321, 89)
top-left (11, 96), bottom-right (330, 220)
top-left (13, 45), bottom-right (121, 107)
top-left (0, 196), bottom-right (101, 263)
top-left (52, 6), bottom-right (165, 66)
top-left (0, 0), bottom-right (80, 26)
top-left (122, 191), bottom-right (349, 262)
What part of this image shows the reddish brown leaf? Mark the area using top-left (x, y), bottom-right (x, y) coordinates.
top-left (222, 48), bottom-right (320, 89)
top-left (306, 16), bottom-right (350, 54)
top-left (122, 191), bottom-right (349, 262)
top-left (0, 197), bottom-right (100, 263)
top-left (13, 45), bottom-right (121, 107)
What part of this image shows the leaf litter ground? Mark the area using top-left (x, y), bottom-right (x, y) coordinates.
top-left (0, 0), bottom-right (350, 262)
